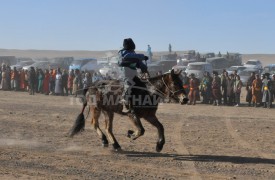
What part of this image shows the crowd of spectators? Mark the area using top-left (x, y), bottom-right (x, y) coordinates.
top-left (1, 63), bottom-right (275, 109)
top-left (180, 69), bottom-right (275, 108)
top-left (0, 63), bottom-right (104, 96)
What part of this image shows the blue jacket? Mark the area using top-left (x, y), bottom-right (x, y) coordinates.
top-left (118, 50), bottom-right (147, 72)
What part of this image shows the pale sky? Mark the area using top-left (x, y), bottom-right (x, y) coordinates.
top-left (0, 0), bottom-right (275, 53)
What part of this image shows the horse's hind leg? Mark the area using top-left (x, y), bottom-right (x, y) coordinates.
top-left (90, 106), bottom-right (108, 147)
top-left (102, 111), bottom-right (121, 151)
top-left (127, 113), bottom-right (145, 140)
top-left (143, 115), bottom-right (165, 152)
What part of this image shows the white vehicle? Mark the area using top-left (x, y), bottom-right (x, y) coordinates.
top-left (244, 59), bottom-right (262, 69)
top-left (226, 66), bottom-right (247, 75)
top-left (80, 60), bottom-right (101, 72)
top-left (23, 61), bottom-right (50, 71)
top-left (69, 58), bottom-right (97, 71)
top-left (185, 62), bottom-right (213, 80)
top-left (10, 60), bottom-right (34, 70)
top-left (99, 64), bottom-right (122, 79)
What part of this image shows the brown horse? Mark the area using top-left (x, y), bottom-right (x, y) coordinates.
top-left (69, 69), bottom-right (188, 152)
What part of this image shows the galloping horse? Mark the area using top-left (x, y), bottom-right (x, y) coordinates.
top-left (69, 69), bottom-right (188, 152)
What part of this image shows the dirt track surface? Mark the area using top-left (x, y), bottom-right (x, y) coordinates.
top-left (0, 91), bottom-right (275, 179)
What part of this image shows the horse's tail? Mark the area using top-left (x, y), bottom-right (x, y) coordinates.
top-left (69, 104), bottom-right (86, 137)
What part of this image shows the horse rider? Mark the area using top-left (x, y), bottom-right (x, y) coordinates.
top-left (118, 38), bottom-right (150, 113)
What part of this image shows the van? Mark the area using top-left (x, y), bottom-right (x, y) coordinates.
top-left (185, 62), bottom-right (213, 80)
top-left (69, 58), bottom-right (97, 71)
top-left (206, 57), bottom-right (229, 74)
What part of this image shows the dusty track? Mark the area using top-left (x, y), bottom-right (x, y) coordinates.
top-left (0, 91), bottom-right (274, 179)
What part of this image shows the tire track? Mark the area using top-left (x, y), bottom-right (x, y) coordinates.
top-left (225, 118), bottom-right (274, 159)
top-left (172, 116), bottom-right (202, 180)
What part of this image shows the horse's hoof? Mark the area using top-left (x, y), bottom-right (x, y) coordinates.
top-left (156, 142), bottom-right (164, 152)
top-left (102, 138), bottom-right (109, 146)
top-left (102, 143), bottom-right (109, 148)
top-left (112, 142), bottom-right (121, 150)
top-left (114, 147), bottom-right (122, 152)
top-left (127, 130), bottom-right (134, 138)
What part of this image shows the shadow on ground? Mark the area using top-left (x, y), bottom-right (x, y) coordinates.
top-left (120, 151), bottom-right (275, 165)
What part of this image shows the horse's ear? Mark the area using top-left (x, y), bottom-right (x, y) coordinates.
top-left (171, 69), bottom-right (175, 76)
top-left (171, 68), bottom-right (181, 76)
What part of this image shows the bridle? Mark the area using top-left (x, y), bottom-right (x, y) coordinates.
top-left (161, 76), bottom-right (186, 99)
top-left (145, 74), bottom-right (186, 100)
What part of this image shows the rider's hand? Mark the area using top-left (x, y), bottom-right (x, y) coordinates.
top-left (144, 56), bottom-right (149, 61)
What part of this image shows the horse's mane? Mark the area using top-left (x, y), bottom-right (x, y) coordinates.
top-left (147, 72), bottom-right (170, 82)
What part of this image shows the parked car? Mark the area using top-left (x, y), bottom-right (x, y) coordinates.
top-left (23, 61), bottom-right (50, 71)
top-left (185, 62), bottom-right (213, 80)
top-left (80, 60), bottom-right (102, 72)
top-left (69, 58), bottom-right (97, 71)
top-left (49, 57), bottom-right (74, 70)
top-left (148, 60), bottom-right (177, 76)
top-left (226, 66), bottom-right (247, 75)
top-left (10, 60), bottom-right (34, 70)
top-left (243, 59), bottom-right (262, 69)
top-left (239, 68), bottom-right (261, 85)
top-left (206, 57), bottom-right (229, 74)
top-left (261, 64), bottom-right (275, 77)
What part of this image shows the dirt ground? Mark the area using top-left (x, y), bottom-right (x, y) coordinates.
top-left (0, 90), bottom-right (274, 180)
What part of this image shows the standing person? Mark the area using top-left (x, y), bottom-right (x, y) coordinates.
top-left (35, 67), bottom-right (40, 93)
top-left (6, 66), bottom-right (11, 90)
top-left (168, 43), bottom-right (172, 53)
top-left (73, 69), bottom-right (81, 97)
top-left (180, 72), bottom-right (190, 96)
top-left (43, 69), bottom-right (50, 95)
top-left (270, 74), bottom-right (275, 108)
top-left (49, 69), bottom-right (56, 95)
top-left (24, 70), bottom-right (29, 91)
top-left (118, 38), bottom-right (149, 112)
top-left (261, 73), bottom-right (272, 108)
top-left (0, 65), bottom-right (2, 86)
top-left (234, 75), bottom-right (243, 106)
top-left (200, 71), bottom-right (212, 104)
top-left (147, 45), bottom-right (153, 64)
top-left (212, 71), bottom-right (222, 106)
top-left (11, 67), bottom-right (19, 91)
top-left (252, 74), bottom-right (262, 107)
top-left (246, 72), bottom-right (256, 106)
top-left (188, 73), bottom-right (200, 105)
top-left (37, 69), bottom-right (44, 93)
top-left (221, 70), bottom-right (228, 105)
top-left (226, 74), bottom-right (235, 106)
top-left (19, 69), bottom-right (26, 91)
top-left (67, 69), bottom-right (74, 95)
top-left (54, 68), bottom-right (63, 96)
top-left (1, 66), bottom-right (8, 90)
top-left (82, 72), bottom-right (92, 96)
top-left (28, 67), bottom-right (36, 95)
top-left (92, 72), bottom-right (99, 83)
top-left (62, 69), bottom-right (68, 96)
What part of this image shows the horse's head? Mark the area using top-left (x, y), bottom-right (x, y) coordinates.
top-left (162, 69), bottom-right (189, 105)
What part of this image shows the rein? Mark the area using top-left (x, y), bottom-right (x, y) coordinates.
top-left (161, 77), bottom-right (185, 97)
top-left (145, 75), bottom-right (184, 99)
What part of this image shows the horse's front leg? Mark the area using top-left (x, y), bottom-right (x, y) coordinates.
top-left (102, 111), bottom-right (121, 151)
top-left (90, 106), bottom-right (108, 147)
top-left (127, 112), bottom-right (145, 140)
top-left (143, 115), bottom-right (165, 152)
